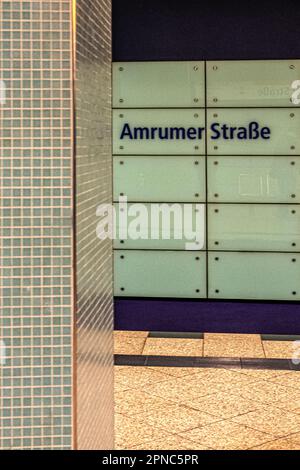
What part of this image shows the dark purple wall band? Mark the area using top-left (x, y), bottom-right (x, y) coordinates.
top-left (114, 299), bottom-right (300, 334)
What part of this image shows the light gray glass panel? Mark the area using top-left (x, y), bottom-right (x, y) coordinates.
top-left (207, 156), bottom-right (300, 203)
top-left (208, 252), bottom-right (300, 300)
top-left (113, 156), bottom-right (206, 202)
top-left (207, 60), bottom-right (300, 107)
top-left (114, 203), bottom-right (206, 250)
top-left (113, 61), bottom-right (205, 108)
top-left (113, 109), bottom-right (206, 155)
top-left (208, 204), bottom-right (300, 251)
top-left (114, 250), bottom-right (207, 298)
top-left (207, 109), bottom-right (300, 155)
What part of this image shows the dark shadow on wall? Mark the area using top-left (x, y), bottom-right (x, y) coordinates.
top-left (113, 0), bottom-right (300, 61)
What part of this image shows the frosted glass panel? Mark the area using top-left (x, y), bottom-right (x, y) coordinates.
top-left (208, 204), bottom-right (300, 251)
top-left (113, 109), bottom-right (206, 155)
top-left (207, 109), bottom-right (300, 155)
top-left (207, 156), bottom-right (300, 203)
top-left (114, 203), bottom-right (205, 250)
top-left (208, 252), bottom-right (300, 300)
top-left (113, 156), bottom-right (206, 202)
top-left (113, 61), bottom-right (205, 108)
top-left (207, 60), bottom-right (300, 107)
top-left (114, 250), bottom-right (207, 298)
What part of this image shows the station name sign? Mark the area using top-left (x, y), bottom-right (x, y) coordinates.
top-left (120, 121), bottom-right (271, 141)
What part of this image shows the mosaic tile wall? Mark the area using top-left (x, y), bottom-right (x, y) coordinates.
top-left (0, 0), bottom-right (113, 450)
top-left (75, 0), bottom-right (114, 450)
top-left (0, 0), bottom-right (73, 449)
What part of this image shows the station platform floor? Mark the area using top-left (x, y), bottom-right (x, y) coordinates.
top-left (114, 331), bottom-right (300, 450)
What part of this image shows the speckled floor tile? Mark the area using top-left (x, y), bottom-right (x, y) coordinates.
top-left (115, 413), bottom-right (170, 449)
top-left (142, 338), bottom-right (203, 357)
top-left (226, 379), bottom-right (300, 405)
top-left (235, 369), bottom-right (292, 380)
top-left (135, 404), bottom-right (220, 434)
top-left (184, 391), bottom-right (261, 419)
top-left (204, 333), bottom-right (265, 358)
top-left (114, 330), bottom-right (149, 339)
top-left (251, 437), bottom-right (300, 450)
top-left (132, 435), bottom-right (211, 450)
top-left (263, 341), bottom-right (295, 359)
top-left (232, 406), bottom-right (300, 437)
top-left (114, 335), bottom-right (146, 355)
top-left (114, 365), bottom-right (170, 391)
top-left (181, 419), bottom-right (273, 450)
top-left (115, 389), bottom-right (174, 416)
top-left (265, 370), bottom-right (300, 390)
top-left (148, 366), bottom-right (200, 378)
top-left (145, 375), bottom-right (212, 403)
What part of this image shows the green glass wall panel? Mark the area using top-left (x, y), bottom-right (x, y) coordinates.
top-left (114, 250), bottom-right (206, 298)
top-left (207, 108), bottom-right (300, 155)
top-left (207, 60), bottom-right (300, 107)
top-left (207, 156), bottom-right (300, 203)
top-left (208, 252), bottom-right (300, 300)
top-left (113, 109), bottom-right (206, 155)
top-left (114, 203), bottom-right (205, 250)
top-left (113, 61), bottom-right (205, 108)
top-left (113, 156), bottom-right (206, 202)
top-left (208, 204), bottom-right (300, 251)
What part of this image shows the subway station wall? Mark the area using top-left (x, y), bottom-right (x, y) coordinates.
top-left (113, 0), bottom-right (300, 333)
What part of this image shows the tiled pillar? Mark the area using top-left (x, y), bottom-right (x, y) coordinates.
top-left (0, 0), bottom-right (113, 450)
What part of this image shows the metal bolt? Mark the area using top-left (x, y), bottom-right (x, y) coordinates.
top-left (291, 161), bottom-right (295, 165)
top-left (291, 194), bottom-right (296, 198)
top-left (213, 98), bottom-right (218, 102)
top-left (119, 98), bottom-right (124, 103)
top-left (292, 258), bottom-right (297, 262)
top-left (290, 113), bottom-right (295, 118)
top-left (194, 161), bottom-right (199, 165)
top-left (119, 67), bottom-right (124, 71)
top-left (215, 241), bottom-right (219, 245)
top-left (195, 193), bottom-right (199, 197)
top-left (291, 146), bottom-right (295, 150)
top-left (120, 287), bottom-right (125, 291)
top-left (193, 66), bottom-right (199, 71)
top-left (194, 98), bottom-right (199, 103)
top-left (214, 161), bottom-right (218, 165)
top-left (293, 291), bottom-right (297, 295)
top-left (195, 146), bottom-right (199, 150)
top-left (195, 257), bottom-right (200, 261)
top-left (194, 113), bottom-right (199, 118)
top-left (196, 289), bottom-right (200, 293)
top-left (120, 255), bottom-right (125, 259)
top-left (214, 209), bottom-right (219, 213)
top-left (214, 193), bottom-right (219, 198)
top-left (119, 114), bottom-right (124, 118)
top-left (213, 65), bottom-right (218, 71)
top-left (215, 289), bottom-right (219, 293)
top-left (119, 146), bottom-right (124, 150)
top-left (292, 210), bottom-right (296, 214)
top-left (290, 64), bottom-right (295, 69)
top-left (215, 257), bottom-right (219, 261)
top-left (119, 161), bottom-right (124, 165)
top-left (214, 146), bottom-right (218, 150)
top-left (213, 114), bottom-right (218, 118)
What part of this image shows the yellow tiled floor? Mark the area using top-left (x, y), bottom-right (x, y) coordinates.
top-left (115, 365), bottom-right (300, 450)
top-left (114, 331), bottom-right (298, 360)
top-left (114, 331), bottom-right (300, 450)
